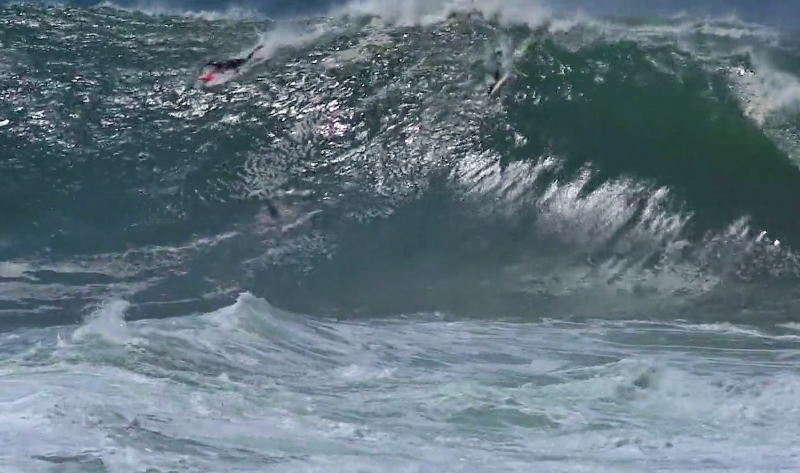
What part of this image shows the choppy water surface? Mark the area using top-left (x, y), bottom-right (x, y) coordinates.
top-left (3, 1), bottom-right (800, 471)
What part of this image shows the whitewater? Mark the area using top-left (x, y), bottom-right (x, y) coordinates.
top-left (2, 0), bottom-right (800, 471)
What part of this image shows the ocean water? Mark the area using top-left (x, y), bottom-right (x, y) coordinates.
top-left (3, 0), bottom-right (800, 471)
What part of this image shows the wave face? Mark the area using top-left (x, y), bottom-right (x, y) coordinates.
top-left (2, 2), bottom-right (800, 324)
top-left (4, 1), bottom-right (800, 472)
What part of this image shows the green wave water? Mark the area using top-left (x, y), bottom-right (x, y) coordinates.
top-left (3, 5), bottom-right (800, 471)
top-left (11, 4), bottom-right (800, 322)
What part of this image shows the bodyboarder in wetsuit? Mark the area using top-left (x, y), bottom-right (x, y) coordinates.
top-left (488, 50), bottom-right (503, 95)
top-left (199, 44), bottom-right (264, 82)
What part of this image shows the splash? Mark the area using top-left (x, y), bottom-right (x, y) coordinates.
top-left (71, 299), bottom-right (139, 345)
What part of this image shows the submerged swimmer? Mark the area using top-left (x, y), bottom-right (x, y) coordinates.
top-left (487, 50), bottom-right (503, 95)
top-left (199, 44), bottom-right (264, 82)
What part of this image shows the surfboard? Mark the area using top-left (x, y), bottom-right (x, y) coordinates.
top-left (197, 67), bottom-right (241, 88)
top-left (488, 72), bottom-right (511, 98)
top-left (258, 204), bottom-right (321, 234)
top-left (280, 209), bottom-right (322, 232)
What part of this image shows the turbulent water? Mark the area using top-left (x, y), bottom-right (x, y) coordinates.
top-left (4, 0), bottom-right (800, 471)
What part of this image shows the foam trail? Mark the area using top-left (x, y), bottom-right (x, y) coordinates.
top-left (232, 24), bottom-right (333, 71)
top-left (494, 33), bottom-right (538, 78)
top-left (196, 22), bottom-right (337, 87)
top-left (333, 0), bottom-right (552, 28)
top-left (96, 1), bottom-right (271, 21)
top-left (736, 53), bottom-right (800, 122)
top-left (467, 0), bottom-right (552, 27)
top-left (334, 0), bottom-right (454, 26)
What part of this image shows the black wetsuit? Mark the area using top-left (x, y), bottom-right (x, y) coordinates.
top-left (265, 201), bottom-right (280, 219)
top-left (205, 45), bottom-right (264, 73)
top-left (206, 57), bottom-right (247, 71)
top-left (488, 51), bottom-right (503, 95)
